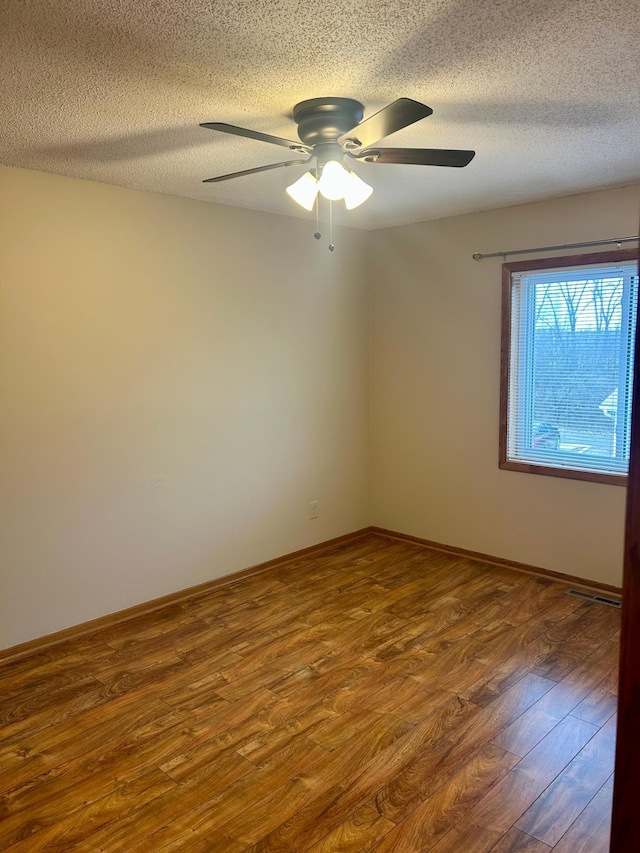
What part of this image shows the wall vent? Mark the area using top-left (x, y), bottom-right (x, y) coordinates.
top-left (566, 588), bottom-right (621, 608)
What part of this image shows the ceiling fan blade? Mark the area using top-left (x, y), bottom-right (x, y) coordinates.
top-left (200, 122), bottom-right (311, 153)
top-left (351, 148), bottom-right (475, 167)
top-left (202, 158), bottom-right (311, 183)
top-left (338, 98), bottom-right (433, 149)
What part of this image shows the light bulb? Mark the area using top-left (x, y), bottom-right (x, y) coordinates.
top-left (286, 171), bottom-right (319, 211)
top-left (318, 160), bottom-right (350, 201)
top-left (343, 171), bottom-right (373, 210)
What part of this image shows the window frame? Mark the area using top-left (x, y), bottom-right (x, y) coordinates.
top-left (499, 248), bottom-right (639, 486)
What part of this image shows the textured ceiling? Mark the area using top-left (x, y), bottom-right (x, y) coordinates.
top-left (1, 0), bottom-right (639, 230)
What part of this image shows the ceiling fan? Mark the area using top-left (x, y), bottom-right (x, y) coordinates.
top-left (200, 97), bottom-right (475, 212)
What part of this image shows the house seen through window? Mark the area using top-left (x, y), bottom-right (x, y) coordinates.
top-left (500, 249), bottom-right (639, 484)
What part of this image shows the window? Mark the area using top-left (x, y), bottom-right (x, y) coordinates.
top-left (500, 249), bottom-right (639, 485)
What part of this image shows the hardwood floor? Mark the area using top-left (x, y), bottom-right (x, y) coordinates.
top-left (0, 534), bottom-right (620, 852)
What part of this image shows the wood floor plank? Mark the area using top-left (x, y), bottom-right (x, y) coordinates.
top-left (0, 681), bottom-right (124, 753)
top-left (267, 656), bottom-right (384, 706)
top-left (461, 604), bottom-right (602, 707)
top-left (491, 637), bottom-right (620, 758)
top-left (0, 700), bottom-right (182, 816)
top-left (1, 687), bottom-right (271, 812)
top-left (249, 695), bottom-right (480, 853)
top-left (498, 583), bottom-right (581, 627)
top-left (0, 534), bottom-right (619, 853)
top-left (597, 659), bottom-right (619, 696)
top-left (366, 678), bottom-right (455, 721)
top-left (155, 716), bottom-right (405, 850)
top-left (427, 821), bottom-right (504, 853)
top-left (1, 767), bottom-right (176, 853)
top-left (0, 675), bottom-right (105, 729)
top-left (454, 714), bottom-right (599, 838)
top-left (369, 744), bottom-right (519, 853)
top-left (158, 703), bottom-right (294, 782)
top-left (531, 605), bottom-right (621, 681)
top-left (552, 774), bottom-right (614, 853)
top-left (149, 835), bottom-right (249, 853)
top-left (489, 827), bottom-right (552, 852)
top-left (253, 673), bottom-right (551, 853)
top-left (0, 648), bottom-right (121, 704)
top-left (304, 803), bottom-right (395, 853)
top-left (129, 699), bottom-right (413, 853)
top-left (372, 674), bottom-right (555, 826)
top-left (236, 703), bottom-right (344, 764)
top-left (0, 682), bottom-right (171, 763)
top-left (84, 736), bottom-right (331, 852)
top-left (514, 715), bottom-right (616, 845)
top-left (491, 696), bottom-right (569, 760)
top-left (95, 618), bottom-right (216, 665)
top-left (571, 686), bottom-right (618, 726)
top-left (0, 638), bottom-right (117, 681)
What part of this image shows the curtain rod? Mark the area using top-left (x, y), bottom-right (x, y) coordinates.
top-left (472, 235), bottom-right (638, 261)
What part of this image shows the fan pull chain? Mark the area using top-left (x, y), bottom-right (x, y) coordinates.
top-left (313, 164), bottom-right (322, 241)
top-left (314, 190), bottom-right (321, 241)
top-left (329, 201), bottom-right (335, 252)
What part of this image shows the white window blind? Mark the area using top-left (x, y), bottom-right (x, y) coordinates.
top-left (506, 261), bottom-right (638, 477)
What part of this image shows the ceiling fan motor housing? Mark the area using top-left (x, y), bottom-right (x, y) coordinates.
top-left (293, 98), bottom-right (365, 148)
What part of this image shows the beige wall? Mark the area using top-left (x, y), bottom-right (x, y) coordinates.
top-left (0, 165), bottom-right (371, 648)
top-left (369, 184), bottom-right (640, 588)
top-left (2, 166), bottom-right (637, 649)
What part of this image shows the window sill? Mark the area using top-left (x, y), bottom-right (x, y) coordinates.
top-left (499, 458), bottom-right (628, 486)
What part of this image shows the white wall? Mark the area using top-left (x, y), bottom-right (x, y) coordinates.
top-left (369, 185), bottom-right (640, 588)
top-left (0, 165), bottom-right (371, 648)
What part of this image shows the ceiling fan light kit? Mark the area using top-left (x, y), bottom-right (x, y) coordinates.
top-left (343, 171), bottom-right (374, 210)
top-left (285, 165), bottom-right (373, 211)
top-left (317, 159), bottom-right (349, 201)
top-left (285, 171), bottom-right (319, 211)
top-left (200, 96), bottom-right (475, 245)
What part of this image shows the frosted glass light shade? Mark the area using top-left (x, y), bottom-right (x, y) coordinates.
top-left (286, 171), bottom-right (319, 210)
top-left (287, 163), bottom-right (373, 211)
top-left (318, 160), bottom-right (350, 201)
top-left (343, 171), bottom-right (373, 210)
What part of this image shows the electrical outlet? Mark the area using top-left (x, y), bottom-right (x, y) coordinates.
top-left (309, 500), bottom-right (319, 520)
